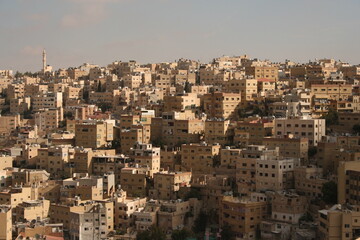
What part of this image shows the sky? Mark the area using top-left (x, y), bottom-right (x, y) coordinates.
top-left (0, 0), bottom-right (360, 72)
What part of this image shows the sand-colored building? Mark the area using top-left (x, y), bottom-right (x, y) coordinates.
top-left (150, 171), bottom-right (191, 200)
top-left (0, 205), bottom-right (12, 240)
top-left (204, 119), bottom-right (233, 146)
top-left (181, 143), bottom-right (221, 174)
top-left (114, 189), bottom-right (147, 231)
top-left (245, 66), bottom-right (278, 81)
top-left (203, 92), bottom-right (241, 120)
top-left (75, 121), bottom-right (114, 149)
top-left (163, 93), bottom-right (200, 112)
top-left (220, 196), bottom-right (268, 240)
top-left (318, 204), bottom-right (360, 240)
top-left (14, 199), bottom-right (50, 223)
top-left (274, 117), bottom-right (325, 146)
top-left (294, 165), bottom-right (327, 199)
top-left (263, 136), bottom-right (309, 163)
top-left (271, 192), bottom-right (308, 224)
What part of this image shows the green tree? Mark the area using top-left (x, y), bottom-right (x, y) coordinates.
top-left (98, 102), bottom-right (112, 113)
top-left (136, 225), bottom-right (166, 240)
top-left (353, 124), bottom-right (360, 135)
top-left (308, 146), bottom-right (317, 158)
top-left (14, 71), bottom-right (23, 78)
top-left (97, 81), bottom-right (102, 92)
top-left (220, 224), bottom-right (234, 240)
top-left (171, 229), bottom-right (191, 240)
top-left (321, 181), bottom-right (338, 204)
top-left (192, 211), bottom-right (208, 234)
top-left (184, 187), bottom-right (201, 200)
top-left (184, 81), bottom-right (192, 93)
top-left (299, 212), bottom-right (314, 223)
top-left (322, 109), bottom-right (339, 126)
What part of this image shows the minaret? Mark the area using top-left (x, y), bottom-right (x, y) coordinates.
top-left (42, 49), bottom-right (46, 73)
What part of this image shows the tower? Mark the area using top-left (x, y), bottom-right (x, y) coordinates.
top-left (42, 49), bottom-right (46, 73)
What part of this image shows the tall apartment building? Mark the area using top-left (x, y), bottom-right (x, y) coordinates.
top-left (274, 117), bottom-right (326, 146)
top-left (236, 145), bottom-right (279, 196)
top-left (224, 78), bottom-right (258, 102)
top-left (220, 196), bottom-right (268, 240)
top-left (133, 143), bottom-right (160, 176)
top-left (120, 124), bottom-right (151, 155)
top-left (181, 143), bottom-right (221, 174)
top-left (234, 120), bottom-right (274, 146)
top-left (114, 189), bottom-right (147, 231)
top-left (75, 121), bottom-right (114, 149)
top-left (34, 107), bottom-right (63, 136)
top-left (0, 114), bottom-right (21, 136)
top-left (294, 165), bottom-right (327, 199)
top-left (120, 167), bottom-right (150, 197)
top-left (256, 156), bottom-right (300, 192)
top-left (149, 171), bottom-right (191, 200)
top-left (311, 84), bottom-right (353, 101)
top-left (123, 73), bottom-right (142, 89)
top-left (0, 205), bottom-right (12, 240)
top-left (220, 148), bottom-right (242, 168)
top-left (263, 136), bottom-right (309, 162)
top-left (163, 93), bottom-right (200, 112)
top-left (203, 92), bottom-right (241, 120)
top-left (37, 146), bottom-right (73, 178)
top-left (51, 201), bottom-right (113, 239)
top-left (10, 97), bottom-right (31, 114)
top-left (338, 161), bottom-right (360, 204)
top-left (245, 66), bottom-right (278, 81)
top-left (204, 119), bottom-right (233, 146)
top-left (318, 204), bottom-right (360, 240)
top-left (271, 192), bottom-right (308, 224)
top-left (32, 92), bottom-right (63, 111)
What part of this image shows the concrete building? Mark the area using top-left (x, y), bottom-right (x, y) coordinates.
top-left (245, 66), bottom-right (278, 81)
top-left (132, 143), bottom-right (160, 176)
top-left (14, 199), bottom-right (50, 223)
top-left (204, 119), bottom-right (233, 146)
top-left (220, 196), bottom-right (268, 240)
top-left (235, 120), bottom-right (274, 146)
top-left (224, 78), bottom-right (258, 102)
top-left (294, 165), bottom-right (327, 199)
top-left (114, 189), bottom-right (147, 231)
top-left (120, 167), bottom-right (150, 198)
top-left (163, 93), bottom-right (200, 112)
top-left (338, 161), bottom-right (360, 204)
top-left (271, 192), bottom-right (308, 224)
top-left (203, 92), bottom-right (241, 120)
top-left (34, 107), bottom-right (63, 136)
top-left (237, 145), bottom-right (279, 196)
top-left (181, 143), bottom-right (221, 174)
top-left (263, 136), bottom-right (309, 163)
top-left (256, 156), bottom-right (300, 192)
top-left (0, 205), bottom-right (12, 240)
top-left (75, 121), bottom-right (114, 149)
top-left (318, 204), bottom-right (360, 240)
top-left (150, 171), bottom-right (191, 200)
top-left (274, 117), bottom-right (326, 146)
top-left (12, 169), bottom-right (50, 186)
top-left (32, 92), bottom-right (63, 111)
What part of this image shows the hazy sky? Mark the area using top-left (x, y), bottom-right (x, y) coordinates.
top-left (1, 0), bottom-right (360, 72)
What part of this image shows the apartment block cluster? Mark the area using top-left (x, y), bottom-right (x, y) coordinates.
top-left (0, 53), bottom-right (359, 240)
